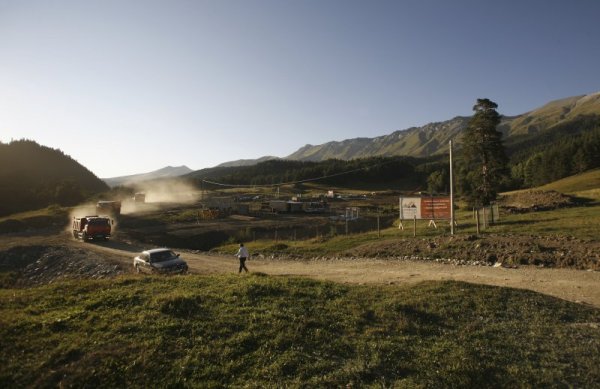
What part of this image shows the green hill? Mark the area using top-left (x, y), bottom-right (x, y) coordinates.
top-left (535, 168), bottom-right (600, 194)
top-left (0, 140), bottom-right (108, 216)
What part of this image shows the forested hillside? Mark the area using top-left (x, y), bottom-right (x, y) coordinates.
top-left (509, 115), bottom-right (600, 187)
top-left (0, 140), bottom-right (108, 216)
top-left (188, 156), bottom-right (435, 191)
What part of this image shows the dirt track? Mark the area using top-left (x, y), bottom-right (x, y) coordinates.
top-left (1, 232), bottom-right (599, 308)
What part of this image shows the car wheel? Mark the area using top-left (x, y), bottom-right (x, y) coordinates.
top-left (82, 232), bottom-right (88, 241)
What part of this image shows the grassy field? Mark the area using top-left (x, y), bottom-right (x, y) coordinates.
top-left (214, 197), bottom-right (600, 257)
top-left (1, 274), bottom-right (598, 387)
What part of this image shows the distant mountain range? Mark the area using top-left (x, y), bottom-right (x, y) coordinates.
top-left (103, 165), bottom-right (193, 187)
top-left (231, 92), bottom-right (600, 164)
top-left (107, 92), bottom-right (600, 178)
top-left (216, 156), bottom-right (279, 168)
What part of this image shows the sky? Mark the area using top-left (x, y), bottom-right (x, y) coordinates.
top-left (1, 0), bottom-right (599, 178)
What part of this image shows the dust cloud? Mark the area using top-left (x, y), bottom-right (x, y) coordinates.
top-left (67, 180), bottom-right (201, 228)
top-left (142, 180), bottom-right (200, 203)
top-left (121, 179), bottom-right (201, 214)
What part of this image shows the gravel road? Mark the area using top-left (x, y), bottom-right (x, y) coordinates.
top-left (1, 232), bottom-right (599, 308)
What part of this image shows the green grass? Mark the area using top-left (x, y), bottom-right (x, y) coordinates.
top-left (0, 275), bottom-right (598, 387)
top-left (476, 204), bottom-right (600, 238)
top-left (536, 168), bottom-right (600, 196)
top-left (218, 231), bottom-right (402, 257)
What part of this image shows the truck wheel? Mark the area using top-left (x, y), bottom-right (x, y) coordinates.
top-left (82, 232), bottom-right (88, 241)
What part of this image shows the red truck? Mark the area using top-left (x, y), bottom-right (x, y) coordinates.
top-left (72, 216), bottom-right (112, 241)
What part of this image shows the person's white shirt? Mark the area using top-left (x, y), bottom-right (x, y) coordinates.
top-left (236, 246), bottom-right (249, 258)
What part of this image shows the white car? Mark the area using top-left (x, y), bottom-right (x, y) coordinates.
top-left (133, 248), bottom-right (188, 274)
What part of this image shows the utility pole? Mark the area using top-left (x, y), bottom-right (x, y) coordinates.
top-left (449, 140), bottom-right (455, 235)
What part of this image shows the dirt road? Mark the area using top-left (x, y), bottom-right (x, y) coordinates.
top-left (2, 232), bottom-right (599, 308)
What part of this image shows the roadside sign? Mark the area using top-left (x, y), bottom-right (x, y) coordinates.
top-left (399, 196), bottom-right (451, 220)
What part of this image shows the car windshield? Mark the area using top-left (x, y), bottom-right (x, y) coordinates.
top-left (150, 250), bottom-right (177, 263)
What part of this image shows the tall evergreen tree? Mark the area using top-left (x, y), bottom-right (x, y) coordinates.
top-left (461, 98), bottom-right (508, 207)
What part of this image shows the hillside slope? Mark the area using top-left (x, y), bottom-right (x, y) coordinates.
top-left (534, 168), bottom-right (600, 195)
top-left (508, 92), bottom-right (600, 137)
top-left (0, 140), bottom-right (108, 216)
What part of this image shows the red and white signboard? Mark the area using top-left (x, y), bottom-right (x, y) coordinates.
top-left (399, 197), bottom-right (451, 220)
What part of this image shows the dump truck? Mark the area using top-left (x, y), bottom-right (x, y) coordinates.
top-left (72, 215), bottom-right (112, 241)
top-left (96, 200), bottom-right (121, 216)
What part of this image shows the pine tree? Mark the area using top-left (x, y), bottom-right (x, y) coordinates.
top-left (461, 98), bottom-right (508, 207)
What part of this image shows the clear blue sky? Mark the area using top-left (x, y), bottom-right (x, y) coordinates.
top-left (1, 0), bottom-right (599, 178)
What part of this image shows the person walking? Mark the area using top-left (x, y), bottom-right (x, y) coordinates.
top-left (235, 243), bottom-right (249, 273)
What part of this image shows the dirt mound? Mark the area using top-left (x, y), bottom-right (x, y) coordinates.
top-left (499, 190), bottom-right (576, 213)
top-left (346, 234), bottom-right (600, 270)
top-left (0, 245), bottom-right (128, 287)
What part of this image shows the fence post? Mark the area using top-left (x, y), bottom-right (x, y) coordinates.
top-left (482, 207), bottom-right (487, 229)
top-left (413, 215), bottom-right (417, 237)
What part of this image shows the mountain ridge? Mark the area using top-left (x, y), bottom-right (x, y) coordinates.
top-left (103, 165), bottom-right (193, 187)
top-left (218, 92), bottom-right (600, 166)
